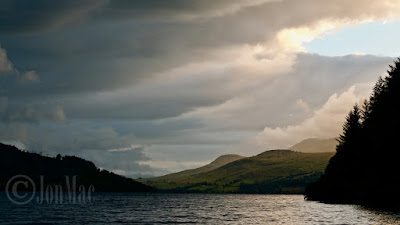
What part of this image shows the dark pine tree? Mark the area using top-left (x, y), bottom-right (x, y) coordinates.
top-left (305, 58), bottom-right (400, 207)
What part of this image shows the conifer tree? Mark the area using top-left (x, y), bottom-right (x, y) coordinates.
top-left (305, 58), bottom-right (400, 206)
top-left (336, 104), bottom-right (362, 152)
top-left (361, 100), bottom-right (371, 125)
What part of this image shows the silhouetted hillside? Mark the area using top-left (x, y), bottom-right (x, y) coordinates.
top-left (139, 150), bottom-right (333, 194)
top-left (0, 142), bottom-right (154, 192)
top-left (305, 59), bottom-right (400, 207)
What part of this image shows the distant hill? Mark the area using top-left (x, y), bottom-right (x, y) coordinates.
top-left (139, 150), bottom-right (334, 194)
top-left (0, 142), bottom-right (154, 192)
top-left (289, 138), bottom-right (338, 153)
top-left (143, 154), bottom-right (244, 182)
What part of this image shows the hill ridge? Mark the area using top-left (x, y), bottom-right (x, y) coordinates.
top-left (289, 138), bottom-right (338, 153)
top-left (142, 154), bottom-right (245, 182)
top-left (139, 149), bottom-right (334, 194)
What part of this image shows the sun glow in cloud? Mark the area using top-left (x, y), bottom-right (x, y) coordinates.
top-left (276, 19), bottom-right (371, 52)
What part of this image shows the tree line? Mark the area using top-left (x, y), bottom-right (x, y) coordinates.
top-left (305, 59), bottom-right (400, 207)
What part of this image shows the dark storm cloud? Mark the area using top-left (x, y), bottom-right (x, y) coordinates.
top-left (1, 0), bottom-right (394, 99)
top-left (0, 0), bottom-right (269, 33)
top-left (94, 0), bottom-right (265, 21)
top-left (0, 99), bottom-right (66, 123)
top-left (0, 0), bottom-right (105, 33)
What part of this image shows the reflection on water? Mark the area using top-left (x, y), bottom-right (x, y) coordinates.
top-left (1, 193), bottom-right (400, 224)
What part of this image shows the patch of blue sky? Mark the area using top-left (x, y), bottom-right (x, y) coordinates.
top-left (305, 18), bottom-right (400, 57)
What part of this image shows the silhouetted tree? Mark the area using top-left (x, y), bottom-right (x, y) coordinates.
top-left (305, 58), bottom-right (400, 207)
top-left (336, 104), bottom-right (362, 152)
top-left (361, 99), bottom-right (371, 125)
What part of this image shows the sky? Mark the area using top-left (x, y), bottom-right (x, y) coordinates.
top-left (1, 0), bottom-right (400, 177)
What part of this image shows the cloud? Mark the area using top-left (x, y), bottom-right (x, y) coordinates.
top-left (2, 0), bottom-right (400, 98)
top-left (78, 146), bottom-right (154, 178)
top-left (0, 46), bottom-right (41, 101)
top-left (0, 46), bottom-right (13, 72)
top-left (0, 0), bottom-right (274, 34)
top-left (296, 99), bottom-right (311, 112)
top-left (178, 54), bottom-right (392, 132)
top-left (20, 71), bottom-right (40, 84)
top-left (0, 100), bottom-right (66, 123)
top-left (0, 97), bottom-right (7, 112)
top-left (251, 85), bottom-right (367, 151)
top-left (95, 0), bottom-right (275, 22)
top-left (0, 121), bottom-right (156, 177)
top-left (0, 0), bottom-right (107, 33)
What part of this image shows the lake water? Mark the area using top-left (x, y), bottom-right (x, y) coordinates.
top-left (1, 193), bottom-right (400, 224)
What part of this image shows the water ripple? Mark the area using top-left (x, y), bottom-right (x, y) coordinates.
top-left (1, 193), bottom-right (400, 224)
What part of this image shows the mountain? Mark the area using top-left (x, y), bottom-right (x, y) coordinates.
top-left (0, 142), bottom-right (154, 192)
top-left (139, 150), bottom-right (334, 194)
top-left (289, 138), bottom-right (338, 153)
top-left (143, 154), bottom-right (245, 182)
top-left (305, 59), bottom-right (400, 207)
